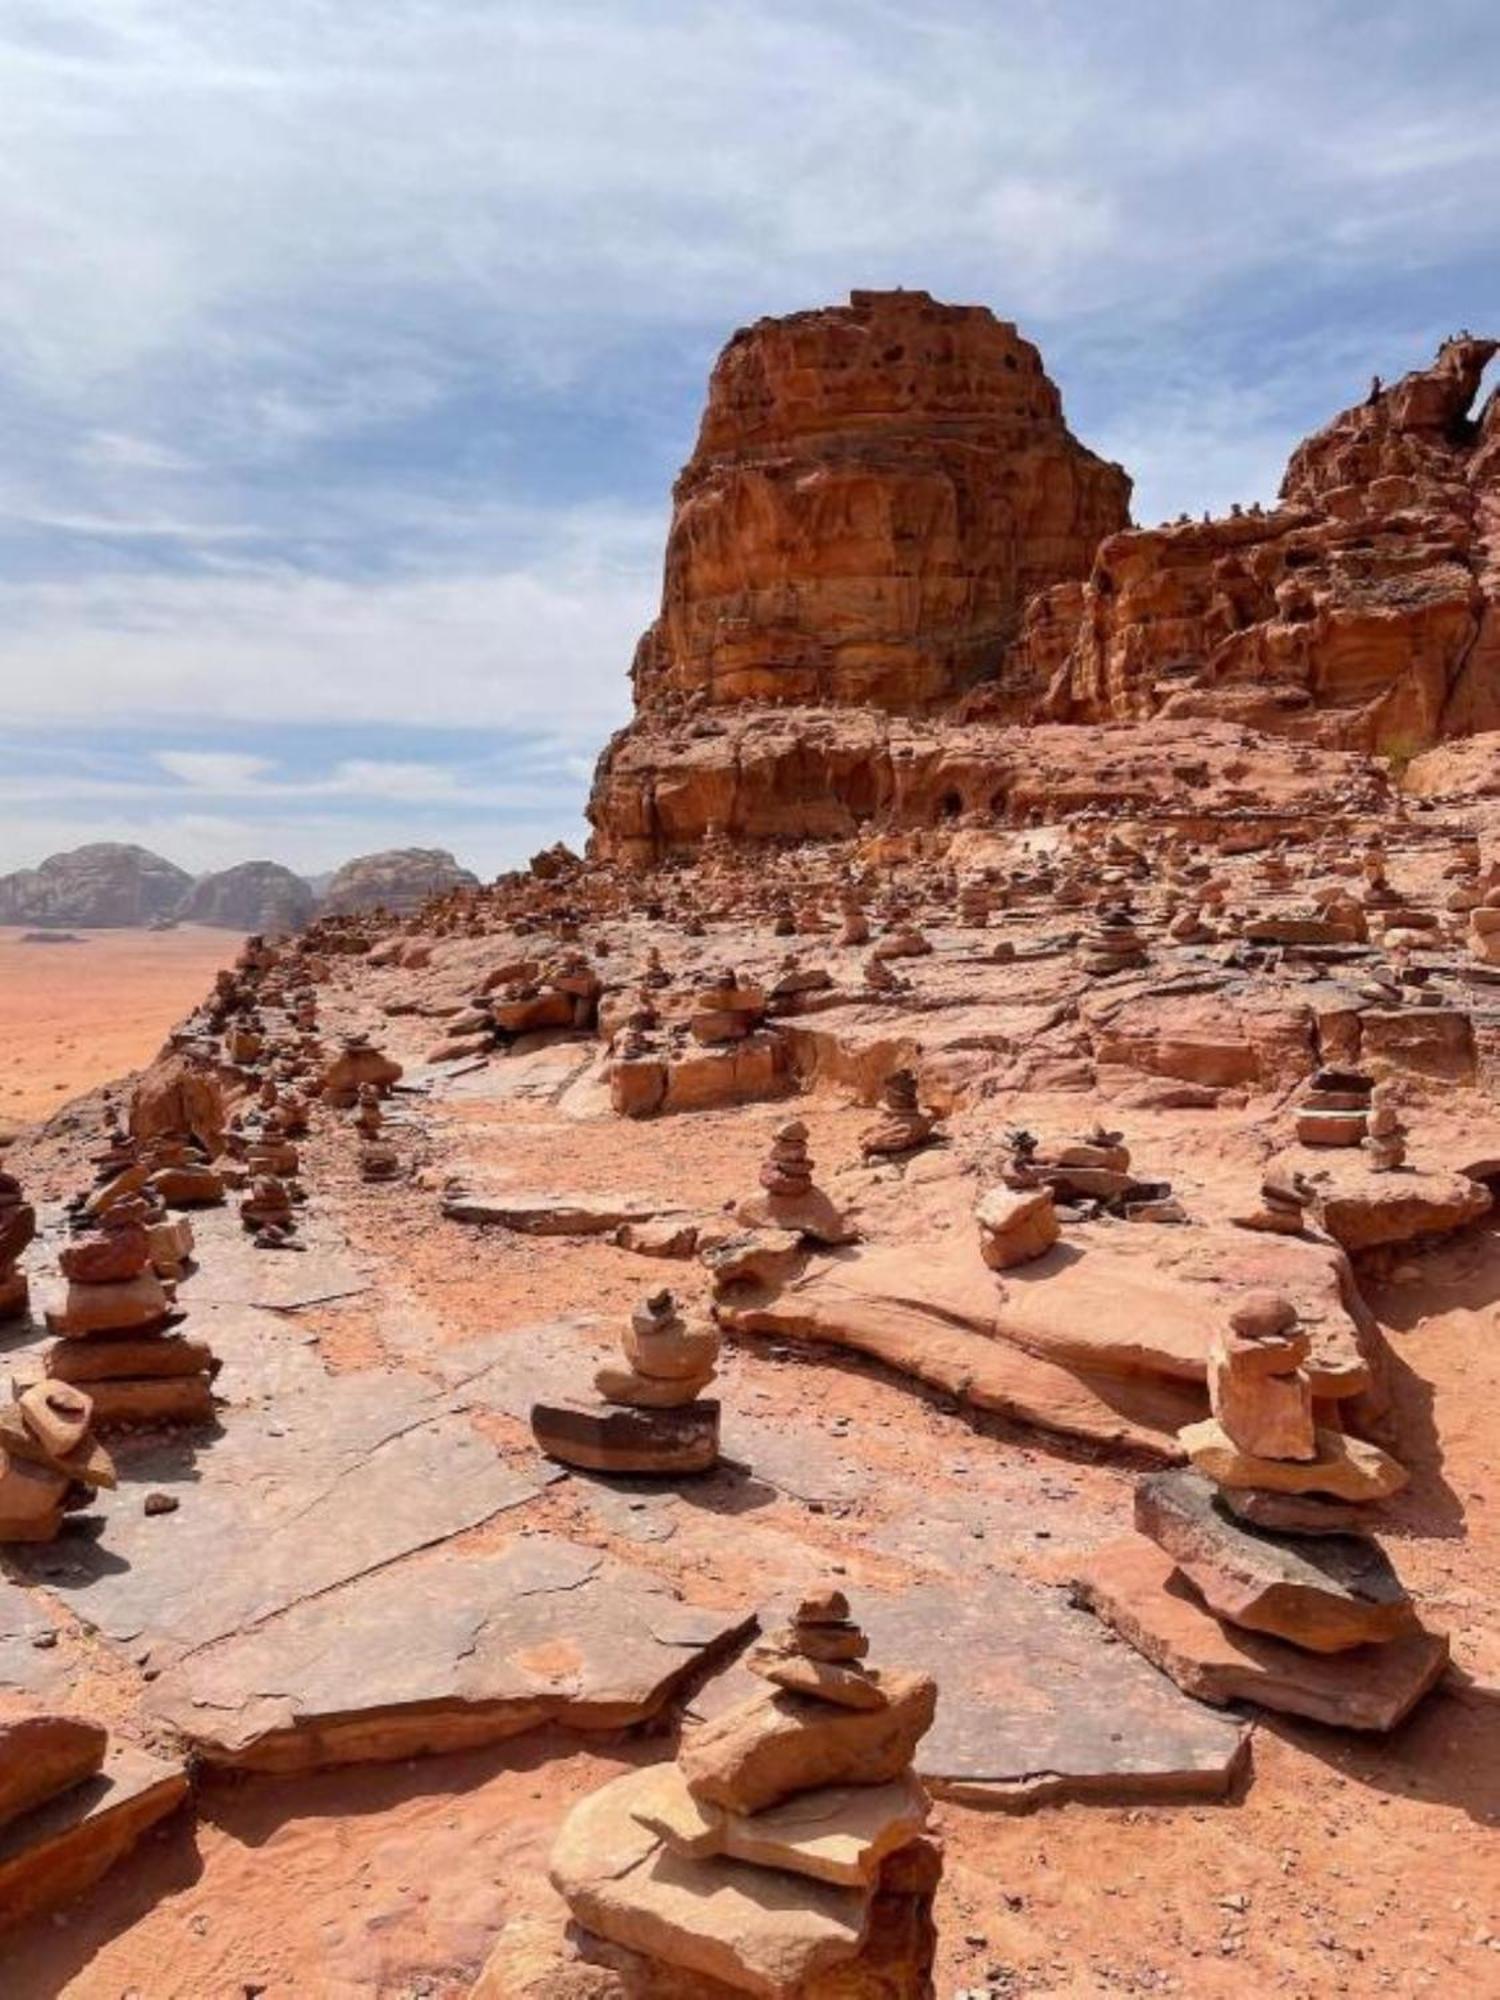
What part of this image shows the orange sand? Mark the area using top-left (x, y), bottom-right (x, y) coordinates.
top-left (0, 926), bottom-right (239, 1126)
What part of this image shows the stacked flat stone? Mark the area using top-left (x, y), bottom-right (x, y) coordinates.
top-left (736, 1122), bottom-right (857, 1246)
top-left (690, 968), bottom-right (768, 1045)
top-left (838, 892), bottom-right (870, 946)
top-left (1081, 1290), bottom-right (1448, 1730)
top-left (1366, 1085), bottom-right (1408, 1171)
top-left (1077, 905), bottom-right (1146, 976)
top-left (0, 1173), bottom-right (35, 1325)
top-left (1295, 1067), bottom-right (1373, 1148)
top-left (239, 1170), bottom-right (299, 1247)
top-left (0, 1381), bottom-right (115, 1541)
top-left (1231, 1168), bottom-right (1315, 1237)
top-left (45, 1212), bottom-right (217, 1427)
top-left (531, 1289), bottom-right (721, 1475)
top-left (859, 1070), bottom-right (937, 1159)
top-left (956, 877), bottom-right (991, 928)
top-left (545, 1587), bottom-right (940, 1997)
top-left (320, 1032), bottom-right (403, 1109)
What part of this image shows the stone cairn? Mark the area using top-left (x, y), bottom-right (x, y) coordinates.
top-left (690, 968), bottom-right (768, 1045)
top-left (975, 1131), bottom-right (1059, 1269)
top-left (736, 1120), bottom-right (857, 1245)
top-left (531, 1289), bottom-right (721, 1475)
top-left (859, 1069), bottom-right (938, 1159)
top-left (0, 1172), bottom-right (35, 1326)
top-left (1294, 1067), bottom-right (1373, 1148)
top-left (1082, 1292), bottom-right (1447, 1730)
top-left (1469, 885), bottom-right (1500, 965)
top-left (1232, 1168), bottom-right (1315, 1237)
top-left (957, 876), bottom-right (991, 928)
top-left (1366, 1084), bottom-right (1409, 1171)
top-left (320, 1031), bottom-right (403, 1110)
top-left (352, 1084), bottom-right (401, 1183)
top-left (46, 1204), bottom-right (218, 1427)
top-left (1077, 901), bottom-right (1146, 977)
top-left (544, 1587), bottom-right (941, 1997)
top-left (0, 1380), bottom-right (114, 1542)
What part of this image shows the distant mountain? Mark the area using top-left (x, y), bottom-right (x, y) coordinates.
top-left (319, 847), bottom-right (481, 916)
top-left (0, 842), bottom-right (482, 929)
top-left (177, 860), bottom-right (316, 932)
top-left (0, 843), bottom-right (192, 928)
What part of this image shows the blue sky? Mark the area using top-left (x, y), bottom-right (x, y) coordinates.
top-left (1, 0), bottom-right (1498, 879)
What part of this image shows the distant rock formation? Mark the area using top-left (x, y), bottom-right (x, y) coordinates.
top-left (319, 848), bottom-right (480, 916)
top-left (177, 862), bottom-right (315, 933)
top-left (590, 307), bottom-right (1499, 863)
top-left (0, 845), bottom-right (192, 928)
top-left (625, 287), bottom-right (1130, 720)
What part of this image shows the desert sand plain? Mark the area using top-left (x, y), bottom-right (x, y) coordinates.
top-left (0, 929), bottom-right (240, 1128)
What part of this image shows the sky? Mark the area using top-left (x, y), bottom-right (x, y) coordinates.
top-left (1, 0), bottom-right (1498, 881)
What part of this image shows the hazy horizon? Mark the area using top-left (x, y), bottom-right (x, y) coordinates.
top-left (3, 1), bottom-right (1498, 878)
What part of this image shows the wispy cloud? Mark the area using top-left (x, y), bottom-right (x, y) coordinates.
top-left (0, 1), bottom-right (1496, 869)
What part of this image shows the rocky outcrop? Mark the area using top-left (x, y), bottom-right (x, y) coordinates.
top-left (1037, 336), bottom-right (1500, 752)
top-left (590, 708), bottom-right (1384, 865)
top-left (319, 847), bottom-right (480, 916)
top-left (624, 288), bottom-right (1130, 720)
top-left (0, 845), bottom-right (191, 928)
top-left (177, 861), bottom-right (314, 932)
top-left (589, 314), bottom-right (1498, 863)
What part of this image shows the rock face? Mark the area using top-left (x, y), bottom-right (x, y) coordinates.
top-left (588, 311), bottom-right (1499, 863)
top-left (627, 289), bottom-right (1130, 718)
top-left (177, 861), bottom-right (315, 932)
top-left (320, 847), bottom-right (480, 916)
top-left (0, 844), bottom-right (191, 928)
top-left (1039, 336), bottom-right (1500, 752)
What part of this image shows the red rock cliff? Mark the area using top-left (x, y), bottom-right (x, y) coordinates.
top-left (1032, 336), bottom-right (1500, 751)
top-left (630, 289), bottom-right (1131, 716)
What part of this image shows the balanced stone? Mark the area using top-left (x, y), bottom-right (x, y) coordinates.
top-left (1136, 1471), bottom-right (1417, 1654)
top-left (1179, 1418), bottom-right (1407, 1502)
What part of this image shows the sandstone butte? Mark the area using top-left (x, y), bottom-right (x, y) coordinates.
top-left (590, 290), bottom-right (1499, 864)
top-left (6, 289), bottom-right (1500, 1998)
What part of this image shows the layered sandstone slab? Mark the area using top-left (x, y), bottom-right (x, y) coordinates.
top-left (0, 1742), bottom-right (188, 1931)
top-left (1040, 336), bottom-right (1500, 754)
top-left (1074, 1540), bottom-right (1448, 1731)
top-left (690, 1573), bottom-right (1249, 1810)
top-left (148, 1537), bottom-right (753, 1772)
top-left (629, 288), bottom-right (1129, 720)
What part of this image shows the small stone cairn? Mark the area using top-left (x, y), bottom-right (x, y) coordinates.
top-left (1294, 1067), bottom-right (1373, 1148)
top-left (320, 1032), bottom-right (402, 1109)
top-left (1232, 1168), bottom-right (1316, 1237)
top-left (1079, 1292), bottom-right (1447, 1729)
top-left (690, 968), bottom-right (768, 1046)
top-left (543, 1586), bottom-right (940, 1997)
top-left (1366, 1084), bottom-right (1408, 1171)
top-left (1077, 901), bottom-right (1147, 977)
top-left (46, 1206), bottom-right (218, 1426)
top-left (956, 876), bottom-right (991, 928)
top-left (0, 1380), bottom-right (115, 1541)
top-left (736, 1121), bottom-right (857, 1245)
top-left (530, 1289), bottom-right (721, 1475)
top-left (859, 1069), bottom-right (938, 1159)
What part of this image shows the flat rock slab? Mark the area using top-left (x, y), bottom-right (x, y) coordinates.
top-left (0, 1742), bottom-right (188, 1931)
top-left (148, 1536), bottom-right (754, 1772)
top-left (550, 1763), bottom-right (873, 1998)
top-left (0, 1579), bottom-right (66, 1697)
top-left (1136, 1471), bottom-right (1415, 1653)
top-left (441, 1187), bottom-right (681, 1235)
top-left (10, 1368), bottom-right (549, 1669)
top-left (694, 1573), bottom-right (1247, 1809)
top-left (724, 1249), bottom-right (1201, 1459)
top-left (1271, 1149), bottom-right (1492, 1254)
top-left (170, 1206), bottom-right (371, 1310)
top-left (1074, 1539), bottom-right (1449, 1732)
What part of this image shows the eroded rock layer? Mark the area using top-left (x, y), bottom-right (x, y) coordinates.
top-left (627, 288), bottom-right (1130, 720)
